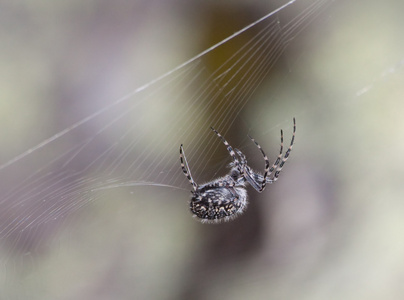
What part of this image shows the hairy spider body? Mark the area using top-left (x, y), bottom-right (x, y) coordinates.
top-left (180, 118), bottom-right (295, 223)
top-left (189, 177), bottom-right (247, 222)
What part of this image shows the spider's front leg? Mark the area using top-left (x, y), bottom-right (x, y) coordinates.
top-left (264, 118), bottom-right (296, 183)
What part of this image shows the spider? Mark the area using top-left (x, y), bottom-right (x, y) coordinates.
top-left (179, 118), bottom-right (296, 223)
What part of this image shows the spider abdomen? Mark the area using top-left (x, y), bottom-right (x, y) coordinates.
top-left (190, 186), bottom-right (247, 223)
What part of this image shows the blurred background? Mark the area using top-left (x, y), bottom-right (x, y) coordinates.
top-left (1, 0), bottom-right (404, 299)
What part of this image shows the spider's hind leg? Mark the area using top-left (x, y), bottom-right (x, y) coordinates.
top-left (180, 144), bottom-right (198, 191)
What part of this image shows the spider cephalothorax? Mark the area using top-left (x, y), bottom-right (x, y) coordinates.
top-left (180, 118), bottom-right (295, 223)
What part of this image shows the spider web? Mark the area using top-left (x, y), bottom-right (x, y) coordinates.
top-left (0, 0), bottom-right (328, 241)
top-left (1, 0), bottom-right (404, 299)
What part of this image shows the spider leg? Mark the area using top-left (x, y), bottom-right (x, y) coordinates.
top-left (246, 135), bottom-right (270, 192)
top-left (234, 147), bottom-right (261, 190)
top-left (210, 127), bottom-right (244, 178)
top-left (244, 167), bottom-right (264, 192)
top-left (210, 127), bottom-right (237, 161)
top-left (267, 118), bottom-right (296, 183)
top-left (234, 148), bottom-right (247, 165)
top-left (180, 144), bottom-right (198, 191)
top-left (234, 148), bottom-right (266, 191)
top-left (234, 148), bottom-right (252, 186)
top-left (266, 129), bottom-right (284, 182)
